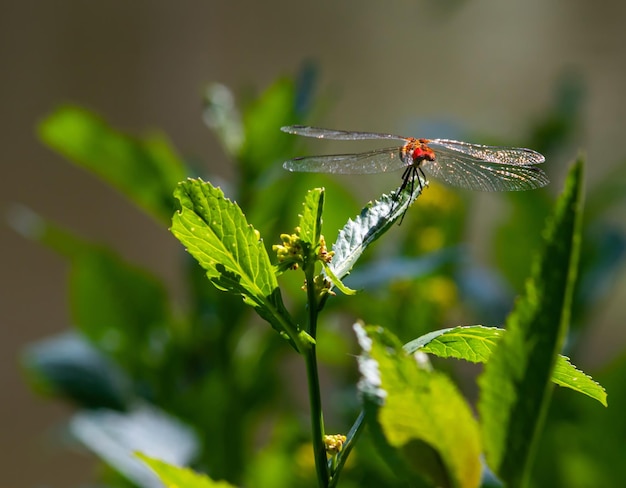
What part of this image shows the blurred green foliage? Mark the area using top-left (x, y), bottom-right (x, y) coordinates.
top-left (15, 69), bottom-right (625, 487)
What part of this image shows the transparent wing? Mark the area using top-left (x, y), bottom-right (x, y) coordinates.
top-left (281, 125), bottom-right (407, 142)
top-left (424, 140), bottom-right (548, 191)
top-left (430, 139), bottom-right (545, 165)
top-left (283, 147), bottom-right (408, 174)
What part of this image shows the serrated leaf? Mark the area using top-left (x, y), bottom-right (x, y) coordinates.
top-left (171, 178), bottom-right (275, 300)
top-left (38, 105), bottom-right (187, 222)
top-left (171, 178), bottom-right (299, 347)
top-left (330, 175), bottom-right (425, 280)
top-left (550, 355), bottom-right (608, 404)
top-left (478, 158), bottom-right (585, 486)
top-left (404, 326), bottom-right (606, 406)
top-left (138, 454), bottom-right (236, 488)
top-left (355, 323), bottom-right (482, 488)
top-left (405, 326), bottom-right (504, 363)
top-left (531, 353), bottom-right (626, 487)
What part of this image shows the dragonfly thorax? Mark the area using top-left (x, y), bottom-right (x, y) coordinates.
top-left (401, 138), bottom-right (436, 166)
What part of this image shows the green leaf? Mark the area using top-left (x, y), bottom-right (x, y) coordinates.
top-left (532, 353), bottom-right (626, 486)
top-left (404, 326), bottom-right (606, 406)
top-left (297, 187), bottom-right (324, 248)
top-left (550, 355), bottom-right (607, 405)
top-left (330, 175), bottom-right (425, 281)
top-left (322, 261), bottom-right (357, 296)
top-left (295, 188), bottom-right (357, 295)
top-left (170, 178), bottom-right (300, 348)
top-left (138, 454), bottom-right (236, 488)
top-left (405, 326), bottom-right (502, 362)
top-left (38, 105), bottom-right (187, 222)
top-left (478, 157), bottom-right (585, 486)
top-left (355, 323), bottom-right (482, 488)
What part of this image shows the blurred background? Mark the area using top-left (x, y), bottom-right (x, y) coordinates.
top-left (2, 1), bottom-right (625, 486)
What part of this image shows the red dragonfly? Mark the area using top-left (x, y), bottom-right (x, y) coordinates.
top-left (281, 126), bottom-right (548, 196)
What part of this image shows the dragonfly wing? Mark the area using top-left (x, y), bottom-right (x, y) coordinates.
top-left (283, 147), bottom-right (408, 174)
top-left (430, 139), bottom-right (545, 165)
top-left (281, 125), bottom-right (407, 142)
top-left (424, 146), bottom-right (549, 191)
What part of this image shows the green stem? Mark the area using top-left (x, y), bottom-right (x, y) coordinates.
top-left (304, 265), bottom-right (329, 487)
top-left (305, 343), bottom-right (328, 486)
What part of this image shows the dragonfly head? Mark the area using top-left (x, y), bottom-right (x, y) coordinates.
top-left (403, 139), bottom-right (436, 164)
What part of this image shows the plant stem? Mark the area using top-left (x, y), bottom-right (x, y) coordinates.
top-left (305, 342), bottom-right (329, 487)
top-left (304, 266), bottom-right (329, 487)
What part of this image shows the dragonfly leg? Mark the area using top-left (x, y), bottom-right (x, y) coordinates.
top-left (417, 165), bottom-right (427, 190)
top-left (397, 166), bottom-right (413, 196)
top-left (387, 165), bottom-right (421, 224)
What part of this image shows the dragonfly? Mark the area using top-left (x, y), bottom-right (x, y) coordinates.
top-left (281, 126), bottom-right (548, 201)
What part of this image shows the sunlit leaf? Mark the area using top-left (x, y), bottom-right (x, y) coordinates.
top-left (532, 353), bottom-right (626, 486)
top-left (298, 187), bottom-right (324, 247)
top-left (171, 178), bottom-right (299, 347)
top-left (322, 261), bottom-right (357, 296)
top-left (404, 326), bottom-right (606, 406)
top-left (356, 323), bottom-right (482, 488)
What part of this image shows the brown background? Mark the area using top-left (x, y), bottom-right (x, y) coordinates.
top-left (2, 1), bottom-right (625, 486)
